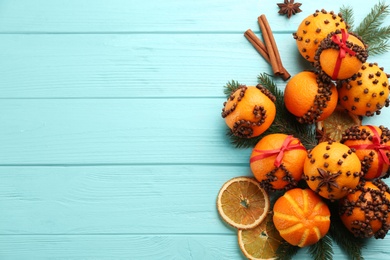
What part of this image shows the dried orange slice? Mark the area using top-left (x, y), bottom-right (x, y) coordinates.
top-left (238, 212), bottom-right (283, 259)
top-left (217, 177), bottom-right (270, 229)
top-left (316, 105), bottom-right (361, 142)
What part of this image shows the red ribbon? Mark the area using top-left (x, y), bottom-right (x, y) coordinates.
top-left (250, 135), bottom-right (306, 167)
top-left (331, 29), bottom-right (356, 80)
top-left (348, 125), bottom-right (390, 178)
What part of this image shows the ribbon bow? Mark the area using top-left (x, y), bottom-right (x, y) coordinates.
top-left (348, 125), bottom-right (390, 178)
top-left (250, 135), bottom-right (306, 167)
top-left (331, 29), bottom-right (356, 80)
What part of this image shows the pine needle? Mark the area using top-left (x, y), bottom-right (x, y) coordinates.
top-left (275, 241), bottom-right (300, 260)
top-left (327, 202), bottom-right (366, 260)
top-left (308, 235), bottom-right (334, 260)
top-left (223, 80), bottom-right (242, 97)
top-left (340, 5), bottom-right (355, 30)
top-left (354, 1), bottom-right (390, 55)
top-left (257, 73), bottom-right (317, 150)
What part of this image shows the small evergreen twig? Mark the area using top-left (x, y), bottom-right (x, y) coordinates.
top-left (327, 202), bottom-right (366, 260)
top-left (275, 241), bottom-right (300, 260)
top-left (340, 5), bottom-right (355, 30)
top-left (223, 80), bottom-right (242, 97)
top-left (308, 235), bottom-right (334, 260)
top-left (354, 1), bottom-right (390, 55)
top-left (257, 73), bottom-right (317, 150)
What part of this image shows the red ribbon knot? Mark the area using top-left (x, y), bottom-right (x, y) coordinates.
top-left (250, 135), bottom-right (306, 167)
top-left (348, 125), bottom-right (390, 177)
top-left (331, 29), bottom-right (356, 80)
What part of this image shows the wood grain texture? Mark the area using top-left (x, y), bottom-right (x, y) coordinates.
top-left (0, 165), bottom-right (250, 234)
top-left (0, 234), bottom-right (388, 260)
top-left (1, 0), bottom-right (390, 259)
top-left (0, 0), bottom-right (380, 33)
top-left (0, 98), bottom-right (388, 165)
top-left (0, 34), bottom-right (311, 98)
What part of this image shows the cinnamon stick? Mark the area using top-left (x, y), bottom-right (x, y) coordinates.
top-left (244, 28), bottom-right (290, 81)
top-left (258, 15), bottom-right (290, 80)
top-left (244, 29), bottom-right (270, 63)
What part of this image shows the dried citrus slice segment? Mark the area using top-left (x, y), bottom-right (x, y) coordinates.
top-left (217, 176), bottom-right (270, 229)
top-left (238, 212), bottom-right (283, 259)
top-left (316, 105), bottom-right (361, 142)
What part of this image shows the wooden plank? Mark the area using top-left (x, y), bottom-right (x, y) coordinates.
top-left (0, 165), bottom-right (251, 234)
top-left (2, 165), bottom-right (390, 235)
top-left (0, 98), bottom-right (254, 165)
top-left (0, 0), bottom-right (374, 33)
top-left (0, 234), bottom-right (242, 259)
top-left (0, 33), bottom-right (316, 98)
top-left (1, 98), bottom-right (389, 165)
top-left (0, 234), bottom-right (387, 259)
top-left (1, 33), bottom-right (388, 99)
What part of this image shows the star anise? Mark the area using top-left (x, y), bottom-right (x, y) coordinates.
top-left (316, 168), bottom-right (341, 192)
top-left (277, 0), bottom-right (302, 19)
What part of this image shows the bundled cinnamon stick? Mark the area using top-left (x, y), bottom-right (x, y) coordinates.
top-left (244, 14), bottom-right (290, 81)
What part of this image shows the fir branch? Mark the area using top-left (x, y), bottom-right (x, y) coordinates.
top-left (226, 130), bottom-right (261, 148)
top-left (257, 73), bottom-right (317, 150)
top-left (355, 1), bottom-right (389, 38)
top-left (223, 80), bottom-right (242, 97)
top-left (327, 201), bottom-right (366, 260)
top-left (308, 235), bottom-right (333, 260)
top-left (223, 74), bottom-right (317, 149)
top-left (354, 1), bottom-right (390, 55)
top-left (367, 39), bottom-right (390, 55)
top-left (275, 241), bottom-right (300, 260)
top-left (339, 5), bottom-right (355, 30)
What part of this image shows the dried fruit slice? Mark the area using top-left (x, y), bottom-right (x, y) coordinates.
top-left (217, 177), bottom-right (270, 229)
top-left (238, 212), bottom-right (283, 259)
top-left (316, 105), bottom-right (362, 142)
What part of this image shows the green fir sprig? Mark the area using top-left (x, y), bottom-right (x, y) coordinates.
top-left (275, 241), bottom-right (300, 260)
top-left (327, 202), bottom-right (367, 260)
top-left (223, 74), bottom-right (317, 149)
top-left (308, 235), bottom-right (334, 260)
top-left (340, 5), bottom-right (355, 30)
top-left (340, 1), bottom-right (390, 55)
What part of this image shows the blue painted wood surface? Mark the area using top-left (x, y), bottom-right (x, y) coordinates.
top-left (0, 0), bottom-right (390, 259)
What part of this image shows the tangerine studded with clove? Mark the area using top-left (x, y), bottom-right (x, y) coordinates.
top-left (342, 125), bottom-right (390, 180)
top-left (338, 62), bottom-right (390, 117)
top-left (293, 9), bottom-right (348, 62)
top-left (314, 30), bottom-right (368, 81)
top-left (250, 134), bottom-right (307, 191)
top-left (222, 85), bottom-right (276, 138)
top-left (303, 140), bottom-right (362, 200)
top-left (284, 71), bottom-right (338, 124)
top-left (272, 188), bottom-right (331, 247)
top-left (339, 179), bottom-right (390, 239)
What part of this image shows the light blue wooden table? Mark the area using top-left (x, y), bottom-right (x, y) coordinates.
top-left (0, 0), bottom-right (390, 259)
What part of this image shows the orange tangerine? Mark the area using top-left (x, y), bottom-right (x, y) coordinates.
top-left (338, 62), bottom-right (390, 117)
top-left (293, 9), bottom-right (348, 62)
top-left (250, 133), bottom-right (307, 191)
top-left (284, 71), bottom-right (338, 123)
top-left (272, 188), bottom-right (330, 247)
top-left (342, 125), bottom-right (390, 180)
top-left (303, 141), bottom-right (362, 200)
top-left (315, 30), bottom-right (367, 81)
top-left (222, 85), bottom-right (276, 138)
top-left (339, 179), bottom-right (390, 238)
